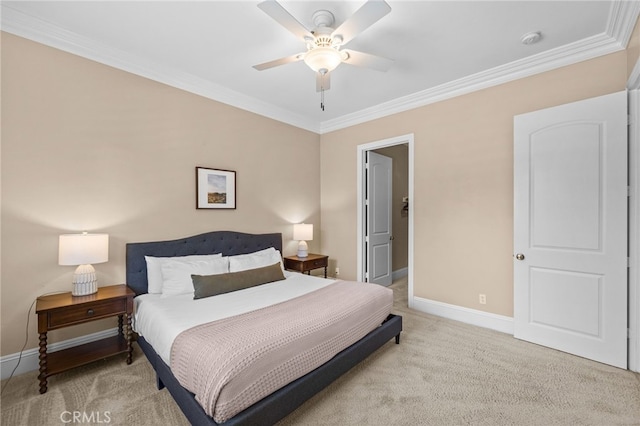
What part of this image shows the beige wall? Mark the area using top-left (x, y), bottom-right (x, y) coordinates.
top-left (320, 51), bottom-right (628, 317)
top-left (1, 33), bottom-right (321, 355)
top-left (629, 17), bottom-right (640, 80)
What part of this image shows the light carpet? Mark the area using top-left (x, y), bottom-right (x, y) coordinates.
top-left (2, 278), bottom-right (639, 425)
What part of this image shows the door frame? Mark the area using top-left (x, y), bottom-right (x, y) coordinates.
top-left (357, 134), bottom-right (414, 299)
top-left (628, 86), bottom-right (640, 372)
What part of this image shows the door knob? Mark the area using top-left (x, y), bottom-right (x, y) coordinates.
top-left (515, 253), bottom-right (525, 261)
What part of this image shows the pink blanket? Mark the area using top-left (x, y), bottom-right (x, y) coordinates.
top-left (170, 280), bottom-right (393, 423)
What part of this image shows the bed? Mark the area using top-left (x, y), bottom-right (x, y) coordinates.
top-left (126, 230), bottom-right (402, 425)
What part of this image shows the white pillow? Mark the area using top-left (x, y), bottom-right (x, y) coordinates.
top-left (159, 257), bottom-right (229, 298)
top-left (145, 254), bottom-right (222, 294)
top-left (228, 247), bottom-right (284, 273)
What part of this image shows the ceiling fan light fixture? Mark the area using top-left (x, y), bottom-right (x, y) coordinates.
top-left (303, 47), bottom-right (343, 73)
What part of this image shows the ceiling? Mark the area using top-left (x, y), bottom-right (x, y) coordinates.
top-left (2, 1), bottom-right (639, 133)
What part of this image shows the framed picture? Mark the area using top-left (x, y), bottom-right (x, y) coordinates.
top-left (196, 167), bottom-right (236, 209)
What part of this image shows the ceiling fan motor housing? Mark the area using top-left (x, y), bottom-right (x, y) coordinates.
top-left (309, 25), bottom-right (337, 46)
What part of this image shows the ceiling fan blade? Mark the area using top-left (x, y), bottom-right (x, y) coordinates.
top-left (257, 0), bottom-right (312, 41)
top-left (316, 72), bottom-right (331, 92)
top-left (343, 49), bottom-right (393, 72)
top-left (332, 0), bottom-right (391, 45)
top-left (253, 53), bottom-right (304, 71)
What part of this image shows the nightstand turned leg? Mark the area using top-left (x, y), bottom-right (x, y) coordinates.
top-left (126, 313), bottom-right (133, 365)
top-left (118, 314), bottom-right (124, 336)
top-left (38, 332), bottom-right (48, 394)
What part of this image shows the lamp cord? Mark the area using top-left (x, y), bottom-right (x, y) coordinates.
top-left (1, 291), bottom-right (66, 396)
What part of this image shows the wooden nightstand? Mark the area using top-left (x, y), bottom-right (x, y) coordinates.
top-left (283, 254), bottom-right (329, 278)
top-left (35, 284), bottom-right (134, 394)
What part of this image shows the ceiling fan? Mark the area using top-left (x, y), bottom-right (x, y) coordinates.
top-left (253, 0), bottom-right (393, 109)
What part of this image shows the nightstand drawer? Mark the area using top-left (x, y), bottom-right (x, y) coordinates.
top-left (47, 298), bottom-right (126, 329)
top-left (307, 258), bottom-right (328, 268)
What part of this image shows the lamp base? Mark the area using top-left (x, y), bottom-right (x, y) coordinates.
top-left (72, 264), bottom-right (98, 296)
top-left (297, 240), bottom-right (309, 258)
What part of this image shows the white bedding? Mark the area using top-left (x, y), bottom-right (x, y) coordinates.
top-left (134, 271), bottom-right (337, 365)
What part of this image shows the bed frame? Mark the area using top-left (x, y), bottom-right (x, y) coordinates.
top-left (126, 230), bottom-right (402, 426)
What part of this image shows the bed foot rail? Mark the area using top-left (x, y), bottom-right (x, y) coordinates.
top-left (384, 314), bottom-right (402, 345)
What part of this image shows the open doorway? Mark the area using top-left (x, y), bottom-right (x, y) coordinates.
top-left (357, 134), bottom-right (414, 301)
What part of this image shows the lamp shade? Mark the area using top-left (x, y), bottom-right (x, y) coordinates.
top-left (59, 233), bottom-right (109, 266)
top-left (293, 224), bottom-right (313, 241)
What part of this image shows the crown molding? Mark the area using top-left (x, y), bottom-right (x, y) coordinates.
top-left (319, 32), bottom-right (623, 133)
top-left (2, 1), bottom-right (637, 135)
top-left (607, 0), bottom-right (640, 46)
top-left (0, 4), bottom-right (321, 134)
top-left (320, 0), bottom-right (638, 133)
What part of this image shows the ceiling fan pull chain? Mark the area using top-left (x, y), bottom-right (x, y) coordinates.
top-left (321, 86), bottom-right (325, 111)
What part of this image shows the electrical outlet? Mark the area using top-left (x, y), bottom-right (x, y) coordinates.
top-left (335, 267), bottom-right (340, 277)
top-left (479, 294), bottom-right (487, 305)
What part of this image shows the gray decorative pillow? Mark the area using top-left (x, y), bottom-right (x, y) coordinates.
top-left (191, 262), bottom-right (285, 299)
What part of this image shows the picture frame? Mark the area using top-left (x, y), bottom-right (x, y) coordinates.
top-left (195, 167), bottom-right (236, 209)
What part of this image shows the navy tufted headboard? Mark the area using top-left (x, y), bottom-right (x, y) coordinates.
top-left (126, 231), bottom-right (282, 296)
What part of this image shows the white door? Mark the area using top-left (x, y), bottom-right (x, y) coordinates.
top-left (366, 151), bottom-right (393, 286)
top-left (513, 91), bottom-right (628, 368)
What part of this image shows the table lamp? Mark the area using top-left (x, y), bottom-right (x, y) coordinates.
top-left (293, 223), bottom-right (313, 258)
top-left (59, 232), bottom-right (109, 296)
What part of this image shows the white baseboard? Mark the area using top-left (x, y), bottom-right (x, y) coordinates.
top-left (392, 267), bottom-right (409, 281)
top-left (410, 296), bottom-right (514, 335)
top-left (0, 327), bottom-right (119, 380)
